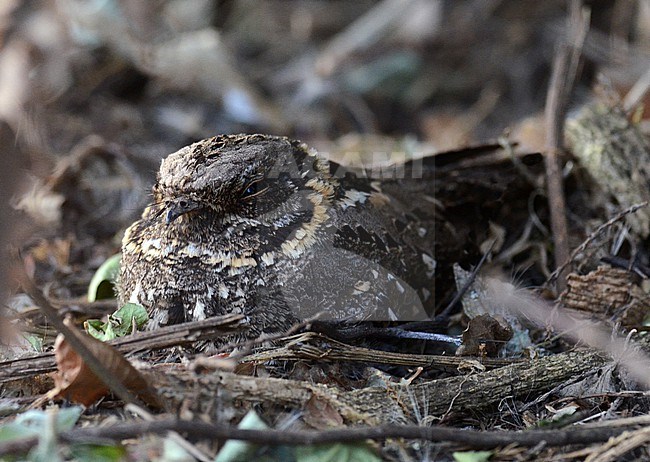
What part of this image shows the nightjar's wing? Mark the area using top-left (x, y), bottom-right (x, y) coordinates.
top-left (283, 160), bottom-right (439, 321)
top-left (276, 242), bottom-right (431, 322)
top-left (318, 144), bottom-right (543, 320)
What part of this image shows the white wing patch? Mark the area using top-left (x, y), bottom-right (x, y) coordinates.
top-left (340, 189), bottom-right (369, 210)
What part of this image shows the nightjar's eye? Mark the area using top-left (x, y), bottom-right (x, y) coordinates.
top-left (244, 183), bottom-right (257, 197)
top-left (241, 178), bottom-right (268, 200)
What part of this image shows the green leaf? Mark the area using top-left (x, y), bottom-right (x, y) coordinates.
top-left (69, 443), bottom-right (127, 462)
top-left (85, 303), bottom-right (147, 341)
top-left (85, 319), bottom-right (108, 340)
top-left (215, 411), bottom-right (380, 462)
top-left (87, 254), bottom-right (121, 302)
top-left (0, 407), bottom-right (84, 461)
top-left (295, 443), bottom-right (380, 462)
top-left (112, 303), bottom-right (148, 336)
top-left (214, 410), bottom-right (271, 462)
top-left (14, 406), bottom-right (83, 431)
top-left (453, 450), bottom-right (493, 462)
top-left (158, 438), bottom-right (195, 462)
top-left (86, 319), bottom-right (117, 341)
top-left (0, 422), bottom-right (40, 441)
top-left (24, 333), bottom-right (44, 352)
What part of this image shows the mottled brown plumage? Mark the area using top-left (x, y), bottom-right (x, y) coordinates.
top-left (118, 134), bottom-right (442, 342)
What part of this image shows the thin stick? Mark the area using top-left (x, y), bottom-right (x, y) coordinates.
top-left (544, 0), bottom-right (590, 293)
top-left (0, 313), bottom-right (247, 383)
top-left (57, 419), bottom-right (650, 448)
top-left (437, 239), bottom-right (496, 319)
top-left (546, 201), bottom-right (649, 286)
top-left (218, 313), bottom-right (323, 357)
top-left (1, 416), bottom-right (641, 456)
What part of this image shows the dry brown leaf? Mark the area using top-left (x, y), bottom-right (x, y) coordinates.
top-left (302, 395), bottom-right (345, 429)
top-left (51, 330), bottom-right (161, 408)
top-left (52, 334), bottom-right (108, 405)
top-left (456, 314), bottom-right (513, 357)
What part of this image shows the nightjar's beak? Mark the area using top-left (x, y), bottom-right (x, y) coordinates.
top-left (166, 198), bottom-right (202, 224)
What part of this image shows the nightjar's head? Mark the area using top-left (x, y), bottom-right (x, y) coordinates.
top-left (152, 134), bottom-right (337, 238)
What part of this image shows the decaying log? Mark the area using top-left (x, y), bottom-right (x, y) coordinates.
top-left (566, 100), bottom-right (650, 238)
top-left (146, 347), bottom-right (607, 425)
top-left (561, 266), bottom-right (650, 327)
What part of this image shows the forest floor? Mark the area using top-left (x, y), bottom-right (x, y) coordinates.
top-left (2, 1), bottom-right (650, 461)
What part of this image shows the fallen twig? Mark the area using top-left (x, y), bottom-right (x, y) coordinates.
top-left (3, 414), bottom-right (648, 458)
top-left (242, 332), bottom-right (519, 370)
top-left (0, 313), bottom-right (247, 383)
top-left (544, 1), bottom-right (590, 293)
